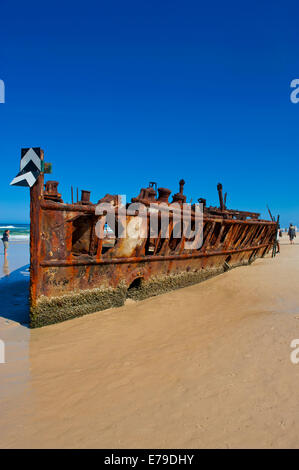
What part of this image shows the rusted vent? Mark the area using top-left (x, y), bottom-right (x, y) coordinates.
top-left (131, 186), bottom-right (157, 203)
top-left (157, 187), bottom-right (171, 203)
top-left (172, 179), bottom-right (186, 204)
top-left (44, 181), bottom-right (63, 203)
top-left (146, 187), bottom-right (157, 201)
top-left (79, 190), bottom-right (92, 205)
top-left (198, 198), bottom-right (206, 208)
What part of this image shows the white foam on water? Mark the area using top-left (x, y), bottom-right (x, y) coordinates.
top-left (9, 235), bottom-right (30, 241)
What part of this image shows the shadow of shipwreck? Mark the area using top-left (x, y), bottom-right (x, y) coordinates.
top-left (0, 264), bottom-right (30, 326)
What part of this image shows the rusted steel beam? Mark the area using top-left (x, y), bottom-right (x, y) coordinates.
top-left (217, 183), bottom-right (225, 211)
top-left (29, 149), bottom-right (44, 310)
top-left (40, 242), bottom-right (271, 267)
top-left (40, 200), bottom-right (274, 226)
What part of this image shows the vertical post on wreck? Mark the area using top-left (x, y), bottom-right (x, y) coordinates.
top-left (29, 150), bottom-right (44, 314)
top-left (179, 179), bottom-right (185, 195)
top-left (217, 183), bottom-right (225, 211)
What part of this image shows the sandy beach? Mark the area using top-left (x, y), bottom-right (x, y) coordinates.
top-left (1, 235), bottom-right (299, 448)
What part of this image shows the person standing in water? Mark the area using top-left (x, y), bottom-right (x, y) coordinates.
top-left (2, 230), bottom-right (10, 257)
top-left (288, 223), bottom-right (296, 245)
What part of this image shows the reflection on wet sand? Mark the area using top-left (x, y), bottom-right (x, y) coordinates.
top-left (0, 263), bottom-right (30, 324)
top-left (3, 258), bottom-right (9, 277)
top-left (0, 242), bottom-right (31, 447)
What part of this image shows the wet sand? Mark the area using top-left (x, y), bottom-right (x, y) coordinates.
top-left (1, 236), bottom-right (299, 448)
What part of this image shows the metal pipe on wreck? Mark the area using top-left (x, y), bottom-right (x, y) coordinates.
top-left (217, 183), bottom-right (225, 211)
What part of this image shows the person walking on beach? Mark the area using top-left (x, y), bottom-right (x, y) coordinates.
top-left (2, 230), bottom-right (10, 257)
top-left (276, 228), bottom-right (280, 254)
top-left (288, 223), bottom-right (296, 245)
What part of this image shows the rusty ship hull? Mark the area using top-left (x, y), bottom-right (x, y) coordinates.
top-left (28, 158), bottom-right (277, 327)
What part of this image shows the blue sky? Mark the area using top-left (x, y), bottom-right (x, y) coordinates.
top-left (0, 0), bottom-right (298, 226)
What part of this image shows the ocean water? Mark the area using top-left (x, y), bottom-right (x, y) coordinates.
top-left (0, 224), bottom-right (30, 242)
top-left (0, 231), bottom-right (30, 323)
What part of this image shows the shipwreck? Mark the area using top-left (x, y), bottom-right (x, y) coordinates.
top-left (11, 148), bottom-right (278, 327)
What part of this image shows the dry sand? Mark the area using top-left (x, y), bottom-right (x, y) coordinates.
top-left (1, 235), bottom-right (299, 448)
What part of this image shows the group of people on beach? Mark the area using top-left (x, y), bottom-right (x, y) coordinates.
top-left (276, 223), bottom-right (296, 254)
top-left (288, 224), bottom-right (297, 244)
